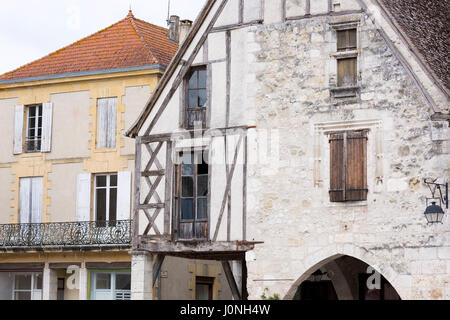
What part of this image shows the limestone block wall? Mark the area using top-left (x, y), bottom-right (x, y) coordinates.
top-left (244, 12), bottom-right (450, 300)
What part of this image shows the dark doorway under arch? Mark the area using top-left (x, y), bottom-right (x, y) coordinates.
top-left (293, 256), bottom-right (401, 300)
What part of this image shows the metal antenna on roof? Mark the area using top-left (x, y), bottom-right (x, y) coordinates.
top-left (167, 0), bottom-right (171, 26)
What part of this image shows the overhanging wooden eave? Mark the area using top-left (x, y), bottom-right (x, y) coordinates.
top-left (136, 239), bottom-right (262, 260)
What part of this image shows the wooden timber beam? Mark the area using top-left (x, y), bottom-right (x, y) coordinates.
top-left (153, 254), bottom-right (165, 286)
top-left (140, 125), bottom-right (255, 143)
top-left (139, 239), bottom-right (260, 254)
top-left (222, 261), bottom-right (242, 300)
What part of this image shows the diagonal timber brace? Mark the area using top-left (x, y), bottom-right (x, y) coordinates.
top-left (221, 261), bottom-right (242, 300)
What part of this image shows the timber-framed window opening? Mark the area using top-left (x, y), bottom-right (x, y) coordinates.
top-left (94, 173), bottom-right (118, 227)
top-left (330, 21), bottom-right (360, 100)
top-left (174, 150), bottom-right (209, 240)
top-left (336, 28), bottom-right (358, 87)
top-left (184, 66), bottom-right (207, 129)
top-left (25, 104), bottom-right (43, 153)
top-left (329, 130), bottom-right (368, 202)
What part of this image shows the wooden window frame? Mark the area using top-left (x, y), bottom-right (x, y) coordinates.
top-left (195, 276), bottom-right (214, 300)
top-left (90, 271), bottom-right (131, 301)
top-left (329, 130), bottom-right (368, 202)
top-left (94, 173), bottom-right (118, 227)
top-left (25, 104), bottom-right (43, 153)
top-left (183, 66), bottom-right (208, 130)
top-left (174, 149), bottom-right (210, 241)
top-left (12, 273), bottom-right (43, 301)
top-left (330, 21), bottom-right (360, 101)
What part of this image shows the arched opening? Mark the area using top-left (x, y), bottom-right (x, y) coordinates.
top-left (293, 256), bottom-right (401, 300)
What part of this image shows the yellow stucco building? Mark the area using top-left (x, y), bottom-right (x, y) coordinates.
top-left (0, 10), bottom-right (232, 301)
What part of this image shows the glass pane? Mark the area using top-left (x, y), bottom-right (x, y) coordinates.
top-left (110, 174), bottom-right (118, 187)
top-left (96, 189), bottom-right (107, 222)
top-left (198, 69), bottom-right (207, 88)
top-left (29, 107), bottom-right (36, 117)
top-left (182, 177), bottom-right (194, 197)
top-left (181, 154), bottom-right (194, 176)
top-left (188, 71), bottom-right (198, 88)
top-left (34, 274), bottom-right (43, 290)
top-left (198, 89), bottom-right (207, 107)
top-left (181, 199), bottom-right (194, 220)
top-left (197, 159), bottom-right (208, 175)
top-left (96, 274), bottom-right (111, 290)
top-left (197, 176), bottom-right (208, 196)
top-left (196, 284), bottom-right (211, 300)
top-left (197, 198), bottom-right (208, 220)
top-left (189, 89), bottom-right (199, 107)
top-left (29, 118), bottom-right (36, 133)
top-left (96, 176), bottom-right (107, 188)
top-left (116, 274), bottom-right (131, 290)
top-left (15, 275), bottom-right (32, 290)
top-left (109, 188), bottom-right (117, 222)
top-left (15, 291), bottom-right (31, 301)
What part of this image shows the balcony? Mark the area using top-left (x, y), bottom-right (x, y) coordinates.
top-left (0, 220), bottom-right (132, 251)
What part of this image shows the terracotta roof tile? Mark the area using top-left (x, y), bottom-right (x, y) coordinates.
top-left (380, 0), bottom-right (450, 91)
top-left (0, 10), bottom-right (178, 82)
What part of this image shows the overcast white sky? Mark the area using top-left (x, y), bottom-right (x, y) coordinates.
top-left (0, 0), bottom-right (207, 75)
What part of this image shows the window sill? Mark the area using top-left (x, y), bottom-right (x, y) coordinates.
top-left (327, 200), bottom-right (368, 207)
top-left (330, 86), bottom-right (361, 103)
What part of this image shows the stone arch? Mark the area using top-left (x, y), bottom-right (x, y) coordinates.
top-left (283, 244), bottom-right (406, 300)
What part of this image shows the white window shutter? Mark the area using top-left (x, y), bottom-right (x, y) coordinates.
top-left (31, 177), bottom-right (43, 223)
top-left (19, 178), bottom-right (31, 224)
top-left (96, 99), bottom-right (108, 149)
top-left (41, 102), bottom-right (53, 153)
top-left (76, 173), bottom-right (91, 222)
top-left (117, 171), bottom-right (131, 221)
top-left (107, 98), bottom-right (117, 148)
top-left (13, 105), bottom-right (24, 155)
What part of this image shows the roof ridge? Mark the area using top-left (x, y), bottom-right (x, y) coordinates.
top-left (127, 12), bottom-right (159, 64)
top-left (0, 16), bottom-right (132, 79)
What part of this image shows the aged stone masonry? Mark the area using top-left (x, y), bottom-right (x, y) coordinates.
top-left (127, 0), bottom-right (449, 300)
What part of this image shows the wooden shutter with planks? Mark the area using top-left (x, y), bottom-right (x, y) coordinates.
top-left (329, 130), bottom-right (368, 202)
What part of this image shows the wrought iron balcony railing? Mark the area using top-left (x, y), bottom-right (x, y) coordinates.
top-left (0, 220), bottom-right (132, 249)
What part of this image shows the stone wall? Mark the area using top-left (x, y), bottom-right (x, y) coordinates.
top-left (245, 12), bottom-right (450, 300)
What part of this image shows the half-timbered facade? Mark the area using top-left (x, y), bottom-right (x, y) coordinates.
top-left (128, 0), bottom-right (449, 300)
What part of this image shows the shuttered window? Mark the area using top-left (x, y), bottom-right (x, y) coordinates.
top-left (336, 28), bottom-right (358, 87)
top-left (185, 66), bottom-right (207, 129)
top-left (97, 98), bottom-right (117, 149)
top-left (329, 130), bottom-right (368, 202)
top-left (337, 58), bottom-right (357, 87)
top-left (337, 29), bottom-right (357, 51)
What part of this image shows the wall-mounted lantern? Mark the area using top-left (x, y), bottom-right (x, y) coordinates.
top-left (424, 179), bottom-right (448, 224)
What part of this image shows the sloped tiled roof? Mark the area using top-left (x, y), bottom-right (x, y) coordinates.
top-left (380, 0), bottom-right (450, 92)
top-left (0, 10), bottom-right (178, 82)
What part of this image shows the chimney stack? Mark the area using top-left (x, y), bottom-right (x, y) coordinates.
top-left (168, 15), bottom-right (180, 42)
top-left (179, 20), bottom-right (193, 45)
